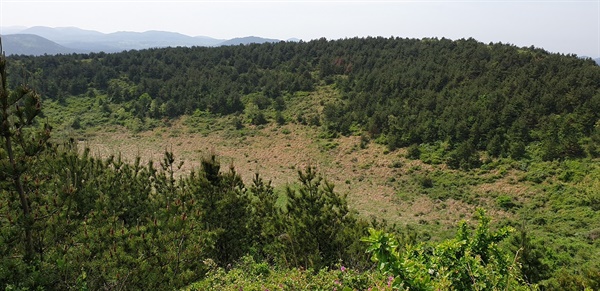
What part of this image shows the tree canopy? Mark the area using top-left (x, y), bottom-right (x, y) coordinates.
top-left (7, 37), bottom-right (600, 162)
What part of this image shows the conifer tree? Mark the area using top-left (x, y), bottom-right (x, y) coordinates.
top-left (0, 38), bottom-right (50, 263)
top-left (281, 166), bottom-right (357, 269)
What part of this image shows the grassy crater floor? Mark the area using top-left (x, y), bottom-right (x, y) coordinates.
top-left (77, 117), bottom-right (525, 231)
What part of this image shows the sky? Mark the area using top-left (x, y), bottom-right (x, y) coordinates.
top-left (1, 0), bottom-right (599, 57)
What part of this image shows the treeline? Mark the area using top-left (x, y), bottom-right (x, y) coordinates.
top-left (324, 38), bottom-right (600, 164)
top-left (7, 41), bottom-right (317, 116)
top-left (8, 37), bottom-right (600, 163)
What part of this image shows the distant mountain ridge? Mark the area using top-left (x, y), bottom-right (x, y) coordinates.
top-left (2, 34), bottom-right (82, 56)
top-left (1, 26), bottom-right (288, 55)
top-left (218, 36), bottom-right (281, 46)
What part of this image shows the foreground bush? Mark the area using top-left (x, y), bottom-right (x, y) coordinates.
top-left (362, 209), bottom-right (535, 291)
top-left (185, 256), bottom-right (391, 291)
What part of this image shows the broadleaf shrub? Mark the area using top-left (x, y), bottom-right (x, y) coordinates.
top-left (362, 208), bottom-right (536, 290)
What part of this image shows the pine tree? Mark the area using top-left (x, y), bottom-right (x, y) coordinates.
top-left (0, 38), bottom-right (51, 263)
top-left (281, 166), bottom-right (357, 269)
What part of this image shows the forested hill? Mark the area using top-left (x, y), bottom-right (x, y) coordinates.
top-left (8, 37), bottom-right (600, 163)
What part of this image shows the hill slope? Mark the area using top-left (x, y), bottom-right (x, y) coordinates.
top-left (41, 90), bottom-right (600, 290)
top-left (9, 26), bottom-right (281, 53)
top-left (2, 34), bottom-right (80, 55)
top-left (7, 37), bottom-right (600, 162)
top-left (217, 36), bottom-right (280, 46)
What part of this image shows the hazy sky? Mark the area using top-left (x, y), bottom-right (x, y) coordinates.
top-left (1, 0), bottom-right (599, 57)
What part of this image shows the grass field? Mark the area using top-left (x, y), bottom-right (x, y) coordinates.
top-left (76, 116), bottom-right (526, 233)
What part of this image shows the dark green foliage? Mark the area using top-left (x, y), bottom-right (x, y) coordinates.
top-left (509, 140), bottom-right (527, 159)
top-left (406, 144), bottom-right (421, 160)
top-left (1, 144), bottom-right (255, 289)
top-left (538, 114), bottom-right (586, 161)
top-left (496, 195), bottom-right (519, 210)
top-left (277, 167), bottom-right (370, 270)
top-left (231, 115), bottom-right (244, 129)
top-left (0, 63), bottom-right (253, 288)
top-left (247, 174), bottom-right (281, 263)
top-left (182, 155), bottom-right (251, 266)
top-left (245, 102), bottom-right (268, 126)
top-left (446, 141), bottom-right (481, 170)
top-left (7, 37), bottom-right (600, 163)
top-left (1, 139), bottom-right (372, 289)
top-left (250, 110), bottom-right (267, 126)
top-left (322, 102), bottom-right (351, 135)
top-left (275, 110), bottom-right (286, 125)
top-left (359, 133), bottom-right (370, 149)
top-left (251, 94), bottom-right (271, 110)
top-left (418, 175), bottom-right (434, 188)
top-left (8, 42), bottom-right (317, 118)
top-left (510, 224), bottom-right (551, 285)
top-left (1, 41), bottom-right (51, 267)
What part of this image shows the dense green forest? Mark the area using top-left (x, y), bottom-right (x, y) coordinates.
top-left (2, 37), bottom-right (600, 290)
top-left (7, 37), bottom-right (600, 164)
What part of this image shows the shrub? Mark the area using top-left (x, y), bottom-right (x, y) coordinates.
top-left (406, 144), bottom-right (421, 160)
top-left (497, 195), bottom-right (518, 210)
top-left (447, 141), bottom-right (481, 170)
top-left (417, 174), bottom-right (434, 188)
top-left (362, 209), bottom-right (533, 290)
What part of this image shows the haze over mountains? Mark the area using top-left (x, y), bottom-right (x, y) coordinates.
top-left (0, 26), bottom-right (288, 56)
